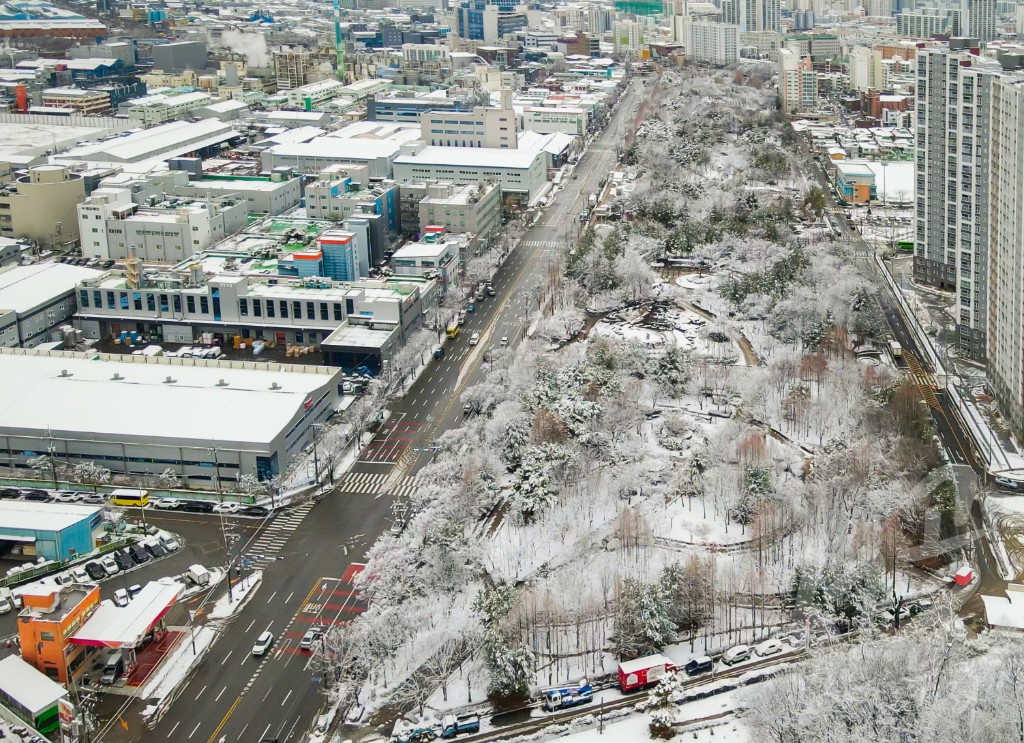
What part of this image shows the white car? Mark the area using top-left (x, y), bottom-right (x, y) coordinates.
top-left (160, 535), bottom-right (180, 552)
top-left (99, 556), bottom-right (119, 576)
top-left (113, 588), bottom-right (129, 607)
top-left (70, 567), bottom-right (89, 583)
top-left (469, 332), bottom-right (480, 346)
top-left (995, 476), bottom-right (1020, 490)
top-left (500, 336), bottom-right (509, 347)
top-left (754, 638), bottom-right (784, 657)
top-left (53, 491), bottom-right (83, 503)
top-left (213, 502), bottom-right (240, 514)
top-left (721, 644), bottom-right (752, 666)
top-left (252, 631), bottom-right (275, 657)
top-left (154, 498), bottom-right (182, 510)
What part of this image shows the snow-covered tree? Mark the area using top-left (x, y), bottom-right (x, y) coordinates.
top-left (647, 672), bottom-right (684, 738)
top-left (158, 468), bottom-right (180, 491)
top-left (613, 578), bottom-right (677, 659)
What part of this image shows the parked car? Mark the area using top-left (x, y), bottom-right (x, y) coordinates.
top-left (241, 506), bottom-right (270, 518)
top-left (180, 501), bottom-right (214, 514)
top-left (299, 626), bottom-right (325, 651)
top-left (128, 544), bottom-right (150, 564)
top-left (252, 631), bottom-right (275, 657)
top-left (53, 491), bottom-right (83, 503)
top-left (84, 562), bottom-right (106, 581)
top-left (80, 493), bottom-right (106, 505)
top-left (754, 638), bottom-right (784, 658)
top-left (159, 534), bottom-right (180, 551)
top-left (113, 589), bottom-right (129, 607)
top-left (153, 498), bottom-right (183, 510)
top-left (995, 476), bottom-right (1020, 490)
top-left (127, 584), bottom-right (142, 598)
top-left (70, 567), bottom-right (89, 583)
top-left (113, 551), bottom-right (133, 571)
top-left (684, 656), bottom-right (714, 676)
top-left (721, 645), bottom-right (752, 666)
top-left (143, 539), bottom-right (166, 558)
top-left (23, 490), bottom-right (50, 502)
top-left (0, 488), bottom-right (22, 498)
top-left (213, 502), bottom-right (240, 514)
top-left (99, 556), bottom-right (119, 576)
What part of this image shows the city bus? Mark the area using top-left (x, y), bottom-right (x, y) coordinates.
top-left (109, 488), bottom-right (149, 507)
top-left (446, 321), bottom-right (460, 339)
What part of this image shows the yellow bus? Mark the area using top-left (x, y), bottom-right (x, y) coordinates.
top-left (110, 488), bottom-right (149, 507)
top-left (446, 322), bottom-right (460, 339)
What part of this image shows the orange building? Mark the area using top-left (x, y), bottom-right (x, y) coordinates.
top-left (18, 583), bottom-right (100, 683)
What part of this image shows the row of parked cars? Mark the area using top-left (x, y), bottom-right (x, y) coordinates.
top-left (66, 535), bottom-right (177, 584)
top-left (152, 498), bottom-right (269, 517)
top-left (0, 487), bottom-right (106, 505)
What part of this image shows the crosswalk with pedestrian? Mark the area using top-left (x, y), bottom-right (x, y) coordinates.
top-left (336, 471), bottom-right (420, 499)
top-left (244, 500), bottom-right (316, 566)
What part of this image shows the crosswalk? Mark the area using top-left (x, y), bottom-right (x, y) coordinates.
top-left (336, 471), bottom-right (420, 499)
top-left (522, 239), bottom-right (563, 249)
top-left (244, 500), bottom-right (316, 566)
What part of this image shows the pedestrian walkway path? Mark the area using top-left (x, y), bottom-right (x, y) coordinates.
top-left (336, 471), bottom-right (420, 499)
top-left (521, 239), bottom-right (562, 249)
top-left (245, 500), bottom-right (316, 565)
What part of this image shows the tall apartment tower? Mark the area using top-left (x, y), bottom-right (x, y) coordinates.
top-left (961, 0), bottom-right (996, 42)
top-left (913, 43), bottom-right (999, 360)
top-left (740, 0), bottom-right (779, 31)
top-left (986, 76), bottom-right (1024, 433)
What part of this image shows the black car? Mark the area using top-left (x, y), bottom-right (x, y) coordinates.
top-left (128, 544), bottom-right (150, 564)
top-left (143, 541), bottom-right (166, 558)
top-left (684, 656), bottom-right (714, 676)
top-left (114, 551), bottom-right (134, 571)
top-left (0, 488), bottom-right (21, 498)
top-left (179, 501), bottom-right (214, 514)
top-left (84, 562), bottom-right (106, 581)
top-left (241, 505), bottom-right (270, 517)
top-left (23, 490), bottom-right (50, 501)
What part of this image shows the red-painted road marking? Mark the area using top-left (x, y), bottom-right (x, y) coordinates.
top-left (341, 563), bottom-right (366, 583)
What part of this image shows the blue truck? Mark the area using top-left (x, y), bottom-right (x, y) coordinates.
top-left (441, 713), bottom-right (480, 738)
top-left (390, 713), bottom-right (480, 742)
top-left (541, 678), bottom-right (593, 712)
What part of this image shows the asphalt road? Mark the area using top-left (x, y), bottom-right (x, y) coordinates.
top-left (93, 81), bottom-right (648, 743)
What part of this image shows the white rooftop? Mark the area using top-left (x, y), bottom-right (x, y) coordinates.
top-left (0, 656), bottom-right (68, 714)
top-left (0, 500), bottom-right (101, 533)
top-left (395, 144), bottom-right (543, 170)
top-left (56, 119), bottom-right (237, 168)
top-left (982, 589), bottom-right (1024, 630)
top-left (71, 579), bottom-right (183, 648)
top-left (0, 348), bottom-right (337, 446)
top-left (0, 263), bottom-right (103, 314)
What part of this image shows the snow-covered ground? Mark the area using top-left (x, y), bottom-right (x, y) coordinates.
top-left (207, 570), bottom-right (263, 620)
top-left (139, 625), bottom-right (216, 717)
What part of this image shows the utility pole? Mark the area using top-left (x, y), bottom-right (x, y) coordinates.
top-left (46, 426), bottom-right (58, 487)
top-left (208, 445), bottom-right (222, 500)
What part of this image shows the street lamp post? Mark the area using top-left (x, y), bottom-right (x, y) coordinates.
top-left (207, 445), bottom-right (222, 500)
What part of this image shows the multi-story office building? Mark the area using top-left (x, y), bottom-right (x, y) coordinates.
top-left (849, 46), bottom-right (885, 92)
top-left (284, 79), bottom-right (347, 111)
top-left (522, 107), bottom-right (588, 135)
top-left (420, 101), bottom-right (518, 148)
top-left (0, 263), bottom-right (102, 348)
top-left (455, 0), bottom-right (527, 42)
top-left (986, 76), bottom-right (1024, 432)
top-left (778, 48), bottom-right (818, 113)
top-left (0, 165), bottom-right (86, 249)
top-left (913, 43), bottom-right (999, 359)
top-left (77, 189), bottom-right (249, 262)
top-left (304, 174), bottom-right (400, 232)
top-left (417, 181), bottom-right (501, 239)
top-left (125, 90), bottom-right (212, 124)
top-left (40, 87), bottom-right (110, 114)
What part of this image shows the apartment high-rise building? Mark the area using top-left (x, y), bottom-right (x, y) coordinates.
top-left (961, 0), bottom-right (996, 43)
top-left (897, 8), bottom-right (962, 38)
top-left (676, 18), bottom-right (740, 65)
top-left (913, 43), bottom-right (999, 360)
top-left (741, 0), bottom-right (779, 32)
top-left (778, 48), bottom-right (817, 112)
top-left (986, 76), bottom-right (1024, 432)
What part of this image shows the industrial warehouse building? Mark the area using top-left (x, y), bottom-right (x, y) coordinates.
top-left (0, 501), bottom-right (102, 561)
top-left (0, 347), bottom-right (343, 485)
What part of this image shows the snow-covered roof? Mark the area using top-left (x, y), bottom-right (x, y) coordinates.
top-left (982, 589), bottom-right (1024, 630)
top-left (0, 501), bottom-right (101, 532)
top-left (395, 144), bottom-right (543, 170)
top-left (0, 348), bottom-right (338, 446)
top-left (0, 656), bottom-right (68, 713)
top-left (618, 654), bottom-right (673, 673)
top-left (70, 580), bottom-right (183, 648)
top-left (0, 262), bottom-right (103, 314)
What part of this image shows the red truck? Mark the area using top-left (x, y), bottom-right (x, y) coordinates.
top-left (617, 654), bottom-right (676, 692)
